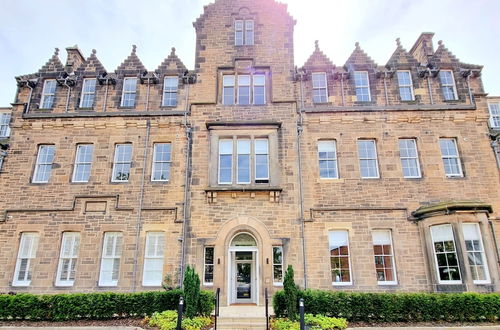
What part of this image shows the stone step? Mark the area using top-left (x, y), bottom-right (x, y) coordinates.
top-left (216, 316), bottom-right (267, 330)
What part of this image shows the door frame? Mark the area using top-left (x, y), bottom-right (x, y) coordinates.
top-left (227, 246), bottom-right (259, 305)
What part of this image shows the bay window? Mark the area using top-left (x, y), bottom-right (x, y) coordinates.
top-left (430, 224), bottom-right (461, 284)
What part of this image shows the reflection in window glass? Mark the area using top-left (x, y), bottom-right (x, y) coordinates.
top-left (430, 225), bottom-right (461, 283)
top-left (329, 230), bottom-right (352, 285)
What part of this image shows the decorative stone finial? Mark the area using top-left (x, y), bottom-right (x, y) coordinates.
top-left (396, 38), bottom-right (401, 47)
top-left (54, 47), bottom-right (60, 56)
top-left (171, 47), bottom-right (176, 55)
top-left (355, 42), bottom-right (360, 49)
top-left (438, 40), bottom-right (443, 46)
top-left (132, 45), bottom-right (137, 53)
top-left (314, 40), bottom-right (319, 51)
top-left (92, 49), bottom-right (97, 55)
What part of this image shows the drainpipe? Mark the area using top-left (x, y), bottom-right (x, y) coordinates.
top-left (132, 119), bottom-right (151, 292)
top-left (179, 81), bottom-right (192, 288)
top-left (383, 72), bottom-right (389, 106)
top-left (25, 84), bottom-right (34, 114)
top-left (426, 68), bottom-right (434, 105)
top-left (102, 82), bottom-right (109, 112)
top-left (489, 218), bottom-right (500, 264)
top-left (492, 140), bottom-right (500, 169)
top-left (297, 71), bottom-right (308, 289)
top-left (145, 79), bottom-right (151, 111)
top-left (340, 73), bottom-right (346, 107)
top-left (466, 74), bottom-right (474, 105)
top-left (61, 78), bottom-right (72, 113)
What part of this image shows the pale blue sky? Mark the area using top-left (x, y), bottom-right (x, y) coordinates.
top-left (1, 0), bottom-right (499, 106)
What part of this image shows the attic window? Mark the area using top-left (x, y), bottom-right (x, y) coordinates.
top-left (235, 20), bottom-right (254, 46)
top-left (312, 73), bottom-right (328, 103)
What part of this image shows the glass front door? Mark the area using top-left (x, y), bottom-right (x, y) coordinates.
top-left (236, 262), bottom-right (252, 300)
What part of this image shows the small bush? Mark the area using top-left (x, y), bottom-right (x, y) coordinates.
top-left (273, 289), bottom-right (500, 323)
top-left (271, 314), bottom-right (347, 330)
top-left (183, 266), bottom-right (201, 318)
top-left (147, 310), bottom-right (211, 330)
top-left (283, 265), bottom-right (298, 321)
top-left (0, 289), bottom-right (214, 321)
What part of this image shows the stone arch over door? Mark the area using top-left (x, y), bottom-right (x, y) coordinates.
top-left (206, 216), bottom-right (282, 306)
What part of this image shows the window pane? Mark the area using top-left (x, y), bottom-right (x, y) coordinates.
top-left (204, 247), bottom-right (214, 284)
top-left (329, 231), bottom-right (351, 284)
top-left (431, 225), bottom-right (461, 283)
top-left (318, 140), bottom-right (338, 179)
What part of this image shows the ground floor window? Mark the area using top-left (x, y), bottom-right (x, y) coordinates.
top-left (372, 230), bottom-right (397, 285)
top-left (329, 230), bottom-right (352, 285)
top-left (430, 224), bottom-right (462, 284)
top-left (13, 232), bottom-right (39, 286)
top-left (203, 247), bottom-right (214, 285)
top-left (462, 223), bottom-right (490, 284)
top-left (143, 232), bottom-right (165, 286)
top-left (99, 232), bottom-right (123, 286)
top-left (273, 246), bottom-right (283, 285)
top-left (55, 232), bottom-right (80, 287)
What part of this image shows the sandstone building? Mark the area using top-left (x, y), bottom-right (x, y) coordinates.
top-left (1, 0), bottom-right (499, 305)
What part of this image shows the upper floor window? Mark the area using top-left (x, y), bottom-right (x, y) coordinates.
top-left (318, 140), bottom-right (338, 179)
top-left (397, 71), bottom-right (414, 101)
top-left (13, 232), bottom-right (39, 286)
top-left (372, 230), bottom-right (397, 285)
top-left (162, 76), bottom-right (178, 107)
top-left (430, 224), bottom-right (461, 284)
top-left (55, 232), bottom-right (80, 287)
top-left (80, 78), bottom-right (97, 108)
top-left (40, 80), bottom-right (56, 109)
top-left (218, 138), bottom-right (269, 185)
top-left (121, 77), bottom-right (137, 107)
top-left (99, 232), bottom-right (123, 286)
top-left (72, 144), bottom-right (94, 183)
top-left (354, 71), bottom-right (370, 102)
top-left (112, 144), bottom-right (132, 182)
top-left (399, 138), bottom-right (421, 178)
top-left (439, 70), bottom-right (458, 101)
top-left (143, 231), bottom-right (165, 286)
top-left (357, 139), bottom-right (379, 179)
top-left (235, 20), bottom-right (254, 46)
top-left (222, 74), bottom-right (266, 105)
top-left (439, 138), bottom-right (463, 177)
top-left (312, 72), bottom-right (328, 103)
top-left (488, 102), bottom-right (500, 128)
top-left (0, 113), bottom-right (11, 138)
top-left (151, 143), bottom-right (171, 182)
top-left (33, 144), bottom-right (55, 183)
top-left (329, 230), bottom-right (352, 285)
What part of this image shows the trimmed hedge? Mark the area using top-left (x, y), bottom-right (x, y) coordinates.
top-left (273, 290), bottom-right (500, 323)
top-left (0, 289), bottom-right (215, 321)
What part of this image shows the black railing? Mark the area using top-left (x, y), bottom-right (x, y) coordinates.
top-left (214, 287), bottom-right (220, 329)
top-left (265, 288), bottom-right (269, 330)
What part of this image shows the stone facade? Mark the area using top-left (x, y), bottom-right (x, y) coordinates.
top-left (0, 0), bottom-right (499, 304)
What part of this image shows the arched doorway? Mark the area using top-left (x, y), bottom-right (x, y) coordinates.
top-left (228, 233), bottom-right (259, 304)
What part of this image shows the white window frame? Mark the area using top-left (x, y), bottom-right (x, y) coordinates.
top-left (79, 78), bottom-right (97, 108)
top-left (121, 77), bottom-right (137, 107)
top-left (329, 230), bottom-right (353, 286)
top-left (238, 75), bottom-right (251, 105)
top-left (488, 102), bottom-right (500, 129)
top-left (396, 70), bottom-right (414, 101)
top-left (40, 79), bottom-right (56, 109)
top-left (13, 232), bottom-right (39, 286)
top-left (462, 223), bottom-right (491, 285)
top-left (312, 72), bottom-right (328, 103)
top-left (253, 74), bottom-right (266, 105)
top-left (162, 76), bottom-right (178, 107)
top-left (142, 232), bottom-right (165, 287)
top-left (353, 71), bottom-right (371, 102)
top-left (0, 113), bottom-right (11, 138)
top-left (317, 140), bottom-right (339, 179)
top-left (398, 138), bottom-right (421, 178)
top-left (357, 139), bottom-right (380, 179)
top-left (254, 138), bottom-right (269, 181)
top-left (272, 246), bottom-right (284, 286)
top-left (72, 144), bottom-right (94, 183)
top-left (151, 143), bottom-right (172, 182)
top-left (237, 139), bottom-right (251, 184)
top-left (112, 144), bottom-right (133, 183)
top-left (439, 70), bottom-right (458, 101)
top-left (245, 20), bottom-right (254, 45)
top-left (235, 19), bottom-right (254, 46)
top-left (430, 224), bottom-right (462, 285)
top-left (32, 144), bottom-right (55, 183)
top-left (218, 139), bottom-right (233, 184)
top-left (222, 75), bottom-right (235, 105)
top-left (439, 138), bottom-right (463, 177)
top-left (203, 246), bottom-right (215, 286)
top-left (99, 232), bottom-right (123, 286)
top-left (55, 232), bottom-right (80, 287)
top-left (372, 230), bottom-right (397, 285)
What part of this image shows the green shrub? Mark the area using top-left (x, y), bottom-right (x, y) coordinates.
top-left (0, 289), bottom-right (215, 321)
top-left (147, 310), bottom-right (211, 330)
top-left (183, 266), bottom-right (201, 318)
top-left (271, 315), bottom-right (347, 330)
top-left (273, 290), bottom-right (500, 323)
top-left (283, 265), bottom-right (298, 321)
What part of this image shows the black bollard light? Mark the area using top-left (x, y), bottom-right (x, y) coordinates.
top-left (177, 296), bottom-right (184, 330)
top-left (299, 298), bottom-right (305, 330)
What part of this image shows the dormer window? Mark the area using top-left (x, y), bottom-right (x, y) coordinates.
top-left (162, 76), bottom-right (178, 107)
top-left (396, 71), bottom-right (414, 101)
top-left (354, 71), bottom-right (371, 102)
top-left (312, 72), bottom-right (328, 103)
top-left (40, 80), bottom-right (57, 109)
top-left (439, 70), bottom-right (458, 101)
top-left (121, 77), bottom-right (137, 107)
top-left (235, 20), bottom-right (254, 46)
top-left (80, 78), bottom-right (97, 108)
